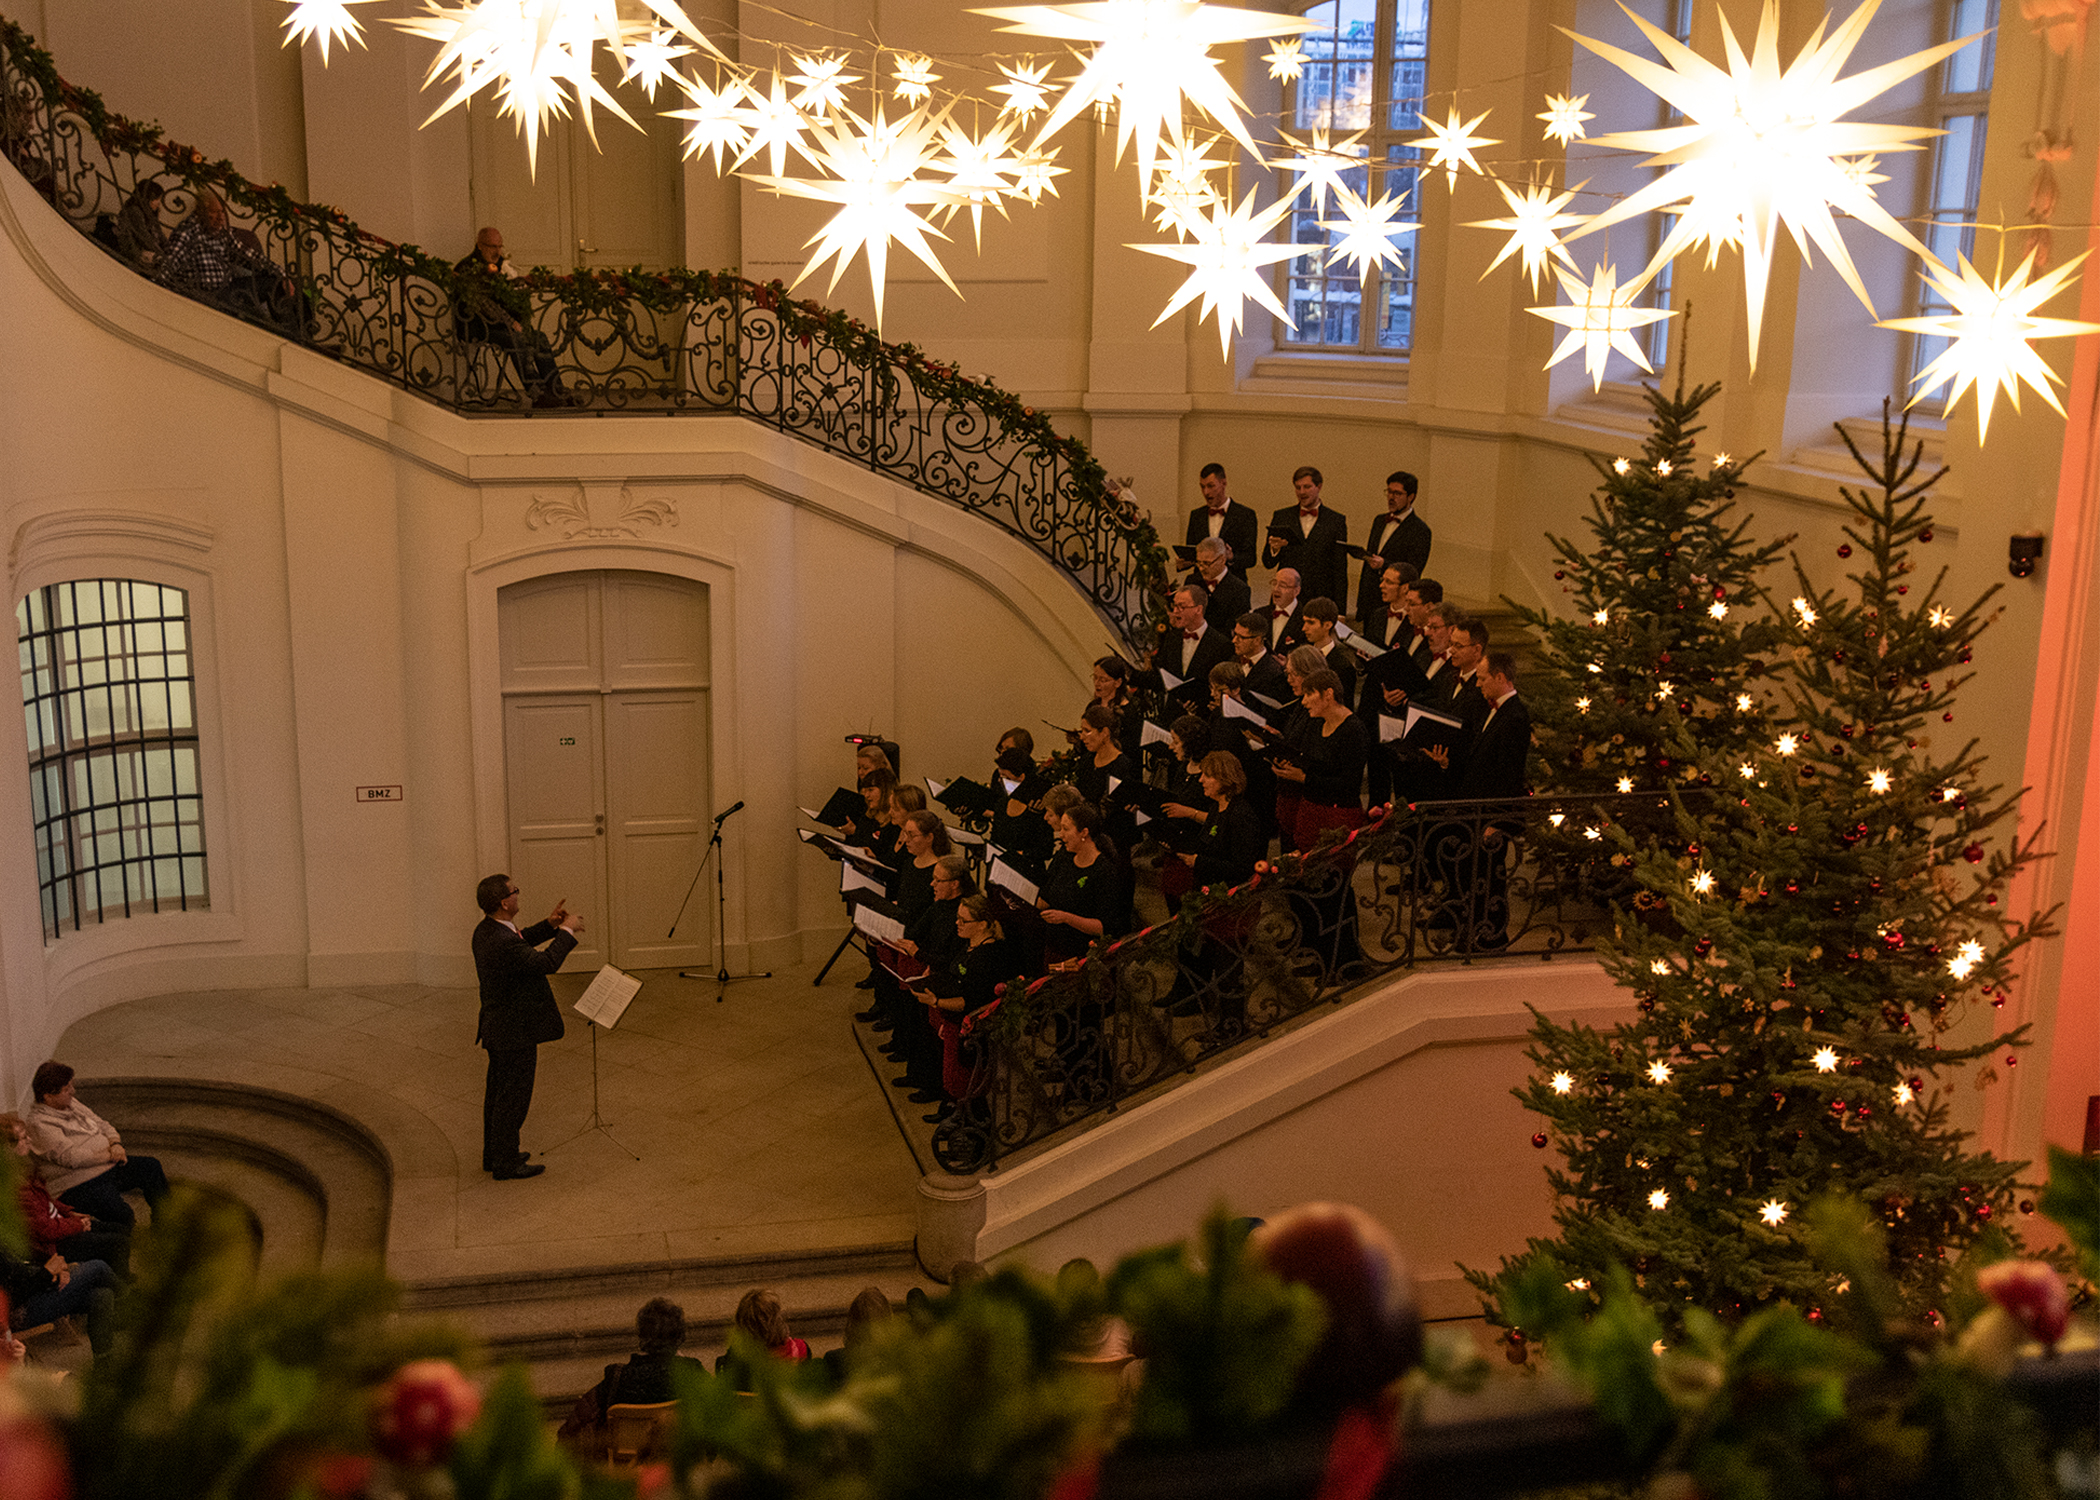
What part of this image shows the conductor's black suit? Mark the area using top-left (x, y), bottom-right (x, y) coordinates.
top-left (474, 915), bottom-right (576, 1171)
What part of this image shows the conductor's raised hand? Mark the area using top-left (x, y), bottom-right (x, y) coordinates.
top-left (561, 909), bottom-right (586, 935)
top-left (546, 896), bottom-right (569, 927)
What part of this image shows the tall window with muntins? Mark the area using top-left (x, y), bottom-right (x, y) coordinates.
top-left (1640, 0), bottom-right (1697, 368)
top-left (18, 580), bottom-right (208, 939)
top-left (1906, 0), bottom-right (1998, 397)
top-left (1280, 0), bottom-right (1430, 354)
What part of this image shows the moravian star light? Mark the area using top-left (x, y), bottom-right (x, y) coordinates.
top-left (1561, 0), bottom-right (1984, 373)
top-left (935, 118), bottom-right (1027, 248)
top-left (749, 102), bottom-right (964, 332)
top-left (1266, 127), bottom-right (1368, 216)
top-left (665, 71), bottom-right (751, 169)
top-left (892, 54), bottom-right (941, 105)
top-left (620, 26), bottom-right (692, 99)
top-left (1878, 250), bottom-right (2100, 441)
top-left (733, 73), bottom-right (814, 177)
top-left (1466, 178), bottom-right (1586, 291)
top-left (787, 52), bottom-right (860, 117)
top-left (1130, 186), bottom-right (1301, 357)
top-left (1537, 91), bottom-right (1593, 144)
top-left (1408, 106), bottom-right (1499, 191)
top-left (974, 0), bottom-right (1314, 180)
top-left (281, 0), bottom-right (381, 62)
top-left (1263, 36), bottom-right (1306, 82)
top-left (1529, 261), bottom-right (1676, 390)
top-left (1318, 184), bottom-right (1418, 281)
top-left (990, 60), bottom-right (1058, 121)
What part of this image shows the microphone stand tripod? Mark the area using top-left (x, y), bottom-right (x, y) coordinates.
top-left (672, 801), bottom-right (772, 1002)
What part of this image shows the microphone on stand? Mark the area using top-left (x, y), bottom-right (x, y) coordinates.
top-left (713, 800), bottom-right (745, 825)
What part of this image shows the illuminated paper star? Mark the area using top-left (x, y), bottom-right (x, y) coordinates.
top-left (733, 73), bottom-right (814, 176)
top-left (1466, 177), bottom-right (1585, 291)
top-left (1129, 186), bottom-right (1300, 356)
top-left (282, 0), bottom-right (380, 62)
top-left (1947, 939), bottom-right (1985, 979)
top-left (787, 52), bottom-right (860, 117)
top-left (990, 59), bottom-right (1058, 120)
top-left (1563, 0), bottom-right (1984, 372)
top-left (1408, 106), bottom-right (1499, 190)
top-left (975, 0), bottom-right (1314, 179)
top-left (1812, 1046), bottom-right (1839, 1072)
top-left (1148, 137), bottom-right (1229, 233)
top-left (665, 71), bottom-right (751, 169)
top-left (936, 118), bottom-right (1026, 247)
top-left (1318, 184), bottom-right (1418, 280)
top-left (1266, 127), bottom-right (1367, 215)
top-left (1529, 261), bottom-right (1676, 390)
top-left (893, 54), bottom-right (941, 104)
top-left (620, 26), bottom-right (692, 99)
top-left (1879, 250), bottom-right (2100, 441)
top-left (1012, 146), bottom-right (1068, 202)
top-left (1759, 1200), bottom-right (1789, 1226)
top-left (750, 102), bottom-right (964, 330)
top-left (1690, 868), bottom-right (1715, 895)
top-left (1537, 91), bottom-right (1593, 144)
top-left (1837, 153), bottom-right (1888, 196)
top-left (1647, 1060), bottom-right (1674, 1083)
top-left (1867, 767), bottom-right (1892, 793)
top-left (1550, 1071), bottom-right (1575, 1094)
top-left (1649, 1189), bottom-right (1670, 1210)
top-left (1265, 37), bottom-right (1307, 81)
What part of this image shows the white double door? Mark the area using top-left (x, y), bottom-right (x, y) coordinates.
top-left (499, 571), bottom-right (711, 972)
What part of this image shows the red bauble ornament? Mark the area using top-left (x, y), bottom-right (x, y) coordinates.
top-left (371, 1360), bottom-right (482, 1469)
top-left (1975, 1203), bottom-right (1993, 1220)
top-left (1837, 544), bottom-right (1852, 557)
top-left (1963, 844), bottom-right (1985, 863)
top-left (1531, 1131), bottom-right (1549, 1149)
top-left (1919, 529), bottom-right (1933, 542)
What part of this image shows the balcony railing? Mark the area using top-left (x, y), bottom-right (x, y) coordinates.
top-left (0, 16), bottom-right (1168, 649)
top-left (935, 792), bottom-right (1672, 1175)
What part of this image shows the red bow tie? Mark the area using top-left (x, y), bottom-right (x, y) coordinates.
top-left (1183, 628), bottom-right (1203, 641)
top-left (1206, 504), bottom-right (1227, 515)
top-left (1298, 505), bottom-right (1319, 517)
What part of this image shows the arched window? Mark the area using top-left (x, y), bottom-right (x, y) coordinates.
top-left (17, 579), bottom-right (208, 939)
top-left (1904, 0), bottom-right (1999, 398)
top-left (1278, 0), bottom-right (1431, 354)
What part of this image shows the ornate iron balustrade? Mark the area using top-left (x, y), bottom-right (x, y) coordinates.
top-left (933, 792), bottom-right (1677, 1175)
top-left (0, 17), bottom-right (1168, 648)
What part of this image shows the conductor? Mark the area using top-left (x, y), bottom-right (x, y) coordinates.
top-left (472, 873), bottom-right (585, 1180)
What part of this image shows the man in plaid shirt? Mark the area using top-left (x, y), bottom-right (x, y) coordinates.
top-left (156, 191), bottom-right (300, 335)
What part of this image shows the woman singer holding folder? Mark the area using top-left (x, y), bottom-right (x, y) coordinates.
top-left (1072, 705), bottom-right (1138, 861)
top-left (919, 894), bottom-right (1025, 1124)
top-left (1037, 801), bottom-right (1132, 968)
top-left (1274, 668), bottom-right (1369, 849)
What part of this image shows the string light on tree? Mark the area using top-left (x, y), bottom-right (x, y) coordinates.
top-left (1617, 776), bottom-right (1635, 793)
top-left (1612, 457), bottom-right (1631, 474)
top-left (1759, 1200), bottom-right (1790, 1226)
top-left (1129, 186), bottom-right (1301, 356)
top-left (1530, 262), bottom-right (1677, 392)
top-left (1655, 458), bottom-right (1674, 475)
top-left (1650, 958), bottom-right (1672, 975)
top-left (1893, 1080), bottom-right (1915, 1105)
top-left (1776, 733), bottom-right (1799, 756)
top-left (1263, 36), bottom-right (1307, 81)
top-left (1812, 1047), bottom-right (1840, 1073)
top-left (1465, 178), bottom-right (1585, 292)
top-left (1649, 1188), bottom-right (1670, 1210)
top-left (1690, 868), bottom-right (1716, 896)
top-left (1928, 605), bottom-right (1954, 628)
top-left (1877, 250), bottom-right (2100, 440)
top-left (1561, 0), bottom-right (1984, 373)
top-left (1575, 696), bottom-right (1592, 713)
top-left (1867, 767), bottom-right (1893, 794)
top-left (1947, 939), bottom-right (1985, 980)
top-left (1792, 597), bottom-right (1818, 624)
top-left (1550, 1071), bottom-right (1575, 1094)
top-left (1408, 105), bottom-right (1500, 190)
top-left (1736, 693), bottom-right (1754, 711)
top-left (281, 0), bottom-right (379, 62)
top-left (1593, 608), bottom-right (1610, 624)
top-left (1647, 1060), bottom-right (1674, 1083)
top-left (1709, 600), bottom-right (1729, 619)
top-left (1537, 91), bottom-right (1593, 144)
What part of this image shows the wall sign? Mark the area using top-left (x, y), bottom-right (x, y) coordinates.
top-left (356, 785), bottom-right (403, 803)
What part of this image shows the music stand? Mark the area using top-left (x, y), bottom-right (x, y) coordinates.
top-left (671, 801), bottom-right (772, 1002)
top-left (547, 967), bottom-right (643, 1160)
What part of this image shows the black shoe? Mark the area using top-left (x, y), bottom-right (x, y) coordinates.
top-left (908, 1089), bottom-right (944, 1105)
top-left (923, 1106), bottom-right (953, 1124)
top-left (482, 1152), bottom-right (529, 1173)
top-left (871, 1018), bottom-right (895, 1032)
top-left (854, 1007), bottom-right (884, 1023)
top-left (493, 1162), bottom-right (546, 1181)
top-left (854, 975), bottom-right (878, 990)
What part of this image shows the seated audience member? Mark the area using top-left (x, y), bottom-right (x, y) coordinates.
top-left (560, 1297), bottom-right (707, 1446)
top-left (1298, 598), bottom-right (1358, 710)
top-left (0, 1245), bottom-right (119, 1358)
top-left (112, 179), bottom-right (168, 265)
top-left (156, 190), bottom-right (305, 336)
top-left (453, 226), bottom-right (571, 408)
top-left (27, 1061), bottom-right (170, 1230)
top-left (3, 1112), bottom-right (130, 1280)
top-left (823, 1287), bottom-right (896, 1387)
top-left (1038, 802), bottom-right (1132, 967)
top-left (715, 1289), bottom-right (811, 1390)
top-left (1191, 537), bottom-right (1250, 632)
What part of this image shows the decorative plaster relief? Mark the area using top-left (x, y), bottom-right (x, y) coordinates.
top-left (524, 483), bottom-right (681, 540)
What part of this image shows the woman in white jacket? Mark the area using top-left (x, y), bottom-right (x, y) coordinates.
top-left (26, 1060), bottom-right (169, 1229)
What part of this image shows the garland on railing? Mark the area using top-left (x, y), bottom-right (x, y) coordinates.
top-left (0, 14), bottom-right (1171, 645)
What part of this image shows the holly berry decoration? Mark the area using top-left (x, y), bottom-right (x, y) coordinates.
top-left (370, 1359), bottom-right (482, 1468)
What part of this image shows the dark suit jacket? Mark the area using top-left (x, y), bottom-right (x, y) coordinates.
top-left (1265, 505), bottom-right (1351, 611)
top-left (1310, 641), bottom-right (1359, 711)
top-left (1358, 638), bottom-right (1431, 718)
top-left (473, 916), bottom-right (576, 1050)
top-left (1452, 693), bottom-right (1532, 800)
top-left (1240, 650), bottom-right (1293, 710)
top-left (1148, 624), bottom-right (1236, 708)
top-left (1197, 571), bottom-right (1251, 635)
top-left (1256, 602), bottom-right (1309, 657)
top-left (1355, 509), bottom-right (1432, 619)
top-left (1361, 603), bottom-right (1413, 653)
top-left (1185, 501), bottom-right (1259, 578)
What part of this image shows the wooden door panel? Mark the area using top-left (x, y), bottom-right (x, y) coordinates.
top-left (605, 690), bottom-right (709, 969)
top-left (502, 695), bottom-right (609, 972)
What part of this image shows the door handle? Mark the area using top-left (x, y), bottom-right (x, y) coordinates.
top-left (595, 812), bottom-right (605, 836)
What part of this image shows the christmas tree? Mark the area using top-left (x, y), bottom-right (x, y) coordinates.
top-left (1475, 407), bottom-right (2055, 1333)
top-left (1512, 358), bottom-right (1789, 805)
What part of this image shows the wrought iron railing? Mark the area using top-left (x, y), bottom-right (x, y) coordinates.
top-left (933, 792), bottom-right (1671, 1175)
top-left (0, 16), bottom-right (1168, 648)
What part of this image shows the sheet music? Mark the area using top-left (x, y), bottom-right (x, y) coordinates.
top-left (1160, 668), bottom-right (1185, 692)
top-left (990, 856), bottom-right (1040, 905)
top-left (1341, 632), bottom-right (1386, 659)
top-left (1379, 714), bottom-right (1407, 744)
top-left (1140, 720), bottom-right (1173, 747)
top-left (943, 823), bottom-right (987, 846)
top-left (1000, 775), bottom-right (1021, 795)
top-left (1245, 690), bottom-right (1285, 709)
top-left (852, 904), bottom-right (907, 945)
top-left (840, 862), bottom-right (885, 897)
top-left (1107, 775), bottom-right (1122, 795)
top-left (925, 776), bottom-right (947, 799)
top-left (1224, 696), bottom-right (1270, 726)
top-left (573, 965), bottom-right (642, 1028)
top-left (798, 805), bottom-right (829, 825)
top-left (1406, 703), bottom-right (1465, 734)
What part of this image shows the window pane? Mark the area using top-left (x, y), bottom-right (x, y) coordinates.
top-left (1297, 0), bottom-right (1380, 132)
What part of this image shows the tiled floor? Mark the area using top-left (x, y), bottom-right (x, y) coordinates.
top-left (54, 959), bottom-right (923, 1282)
